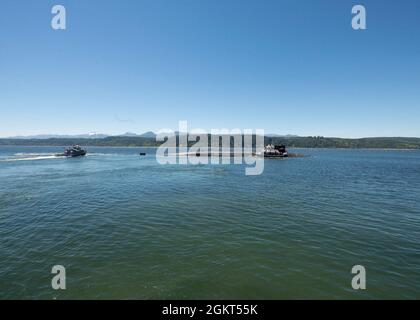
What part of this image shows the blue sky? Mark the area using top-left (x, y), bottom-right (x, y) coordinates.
top-left (1, 0), bottom-right (419, 138)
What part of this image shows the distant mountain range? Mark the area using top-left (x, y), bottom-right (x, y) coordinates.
top-left (5, 133), bottom-right (109, 139)
top-left (3, 132), bottom-right (158, 139)
top-left (2, 131), bottom-right (292, 140)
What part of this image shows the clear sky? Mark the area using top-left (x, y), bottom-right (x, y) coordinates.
top-left (1, 0), bottom-right (419, 138)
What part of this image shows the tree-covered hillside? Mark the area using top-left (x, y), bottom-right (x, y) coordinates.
top-left (1, 136), bottom-right (420, 149)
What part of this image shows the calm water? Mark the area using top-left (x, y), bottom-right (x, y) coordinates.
top-left (0, 146), bottom-right (419, 299)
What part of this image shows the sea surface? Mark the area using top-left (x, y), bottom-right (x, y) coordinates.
top-left (0, 146), bottom-right (419, 299)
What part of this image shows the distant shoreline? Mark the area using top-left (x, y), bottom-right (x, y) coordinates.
top-left (1, 135), bottom-right (420, 150)
top-left (0, 145), bottom-right (419, 151)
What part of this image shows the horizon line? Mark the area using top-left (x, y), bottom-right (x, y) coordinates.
top-left (1, 133), bottom-right (420, 140)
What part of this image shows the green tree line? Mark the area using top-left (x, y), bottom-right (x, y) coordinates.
top-left (1, 136), bottom-right (420, 149)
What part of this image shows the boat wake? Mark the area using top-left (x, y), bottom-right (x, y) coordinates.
top-left (0, 152), bottom-right (119, 162)
top-left (1, 153), bottom-right (61, 162)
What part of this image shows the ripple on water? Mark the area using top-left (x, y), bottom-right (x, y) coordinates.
top-left (0, 147), bottom-right (420, 299)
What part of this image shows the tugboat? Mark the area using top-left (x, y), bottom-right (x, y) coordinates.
top-left (258, 144), bottom-right (288, 158)
top-left (57, 145), bottom-right (87, 157)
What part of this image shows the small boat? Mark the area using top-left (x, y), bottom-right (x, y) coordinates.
top-left (257, 144), bottom-right (288, 158)
top-left (57, 145), bottom-right (87, 157)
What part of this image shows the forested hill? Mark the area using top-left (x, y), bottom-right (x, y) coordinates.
top-left (0, 136), bottom-right (420, 149)
top-left (267, 136), bottom-right (420, 149)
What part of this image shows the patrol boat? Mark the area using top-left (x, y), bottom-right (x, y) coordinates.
top-left (57, 145), bottom-right (87, 157)
top-left (258, 144), bottom-right (288, 158)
